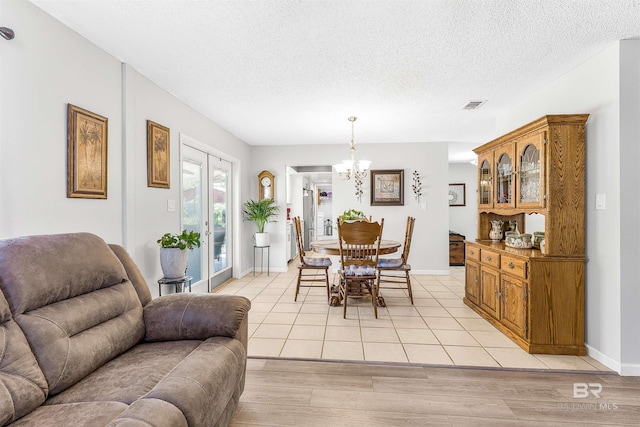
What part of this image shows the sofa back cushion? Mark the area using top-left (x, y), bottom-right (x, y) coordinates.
top-left (0, 233), bottom-right (145, 395)
top-left (0, 292), bottom-right (49, 425)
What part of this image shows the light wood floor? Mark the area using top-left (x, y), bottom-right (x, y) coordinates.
top-left (230, 358), bottom-right (640, 426)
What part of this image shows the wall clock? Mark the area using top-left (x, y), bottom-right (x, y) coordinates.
top-left (258, 170), bottom-right (274, 201)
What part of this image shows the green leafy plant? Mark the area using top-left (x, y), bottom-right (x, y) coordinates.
top-left (340, 209), bottom-right (366, 221)
top-left (213, 204), bottom-right (226, 227)
top-left (242, 199), bottom-right (280, 233)
top-left (157, 229), bottom-right (202, 250)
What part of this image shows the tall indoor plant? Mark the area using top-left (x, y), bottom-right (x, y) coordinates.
top-left (157, 229), bottom-right (201, 278)
top-left (242, 199), bottom-right (279, 246)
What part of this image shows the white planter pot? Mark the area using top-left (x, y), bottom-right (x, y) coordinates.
top-left (160, 247), bottom-right (189, 279)
top-left (255, 232), bottom-right (269, 247)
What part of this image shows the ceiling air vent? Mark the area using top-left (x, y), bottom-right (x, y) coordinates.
top-left (462, 100), bottom-right (486, 110)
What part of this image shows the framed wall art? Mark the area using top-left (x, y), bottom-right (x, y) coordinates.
top-left (449, 183), bottom-right (466, 206)
top-left (147, 120), bottom-right (170, 189)
top-left (370, 169), bottom-right (404, 206)
top-left (67, 104), bottom-right (108, 199)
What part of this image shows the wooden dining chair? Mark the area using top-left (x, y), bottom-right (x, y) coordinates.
top-left (337, 218), bottom-right (384, 318)
top-left (376, 216), bottom-right (415, 304)
top-left (293, 216), bottom-right (332, 302)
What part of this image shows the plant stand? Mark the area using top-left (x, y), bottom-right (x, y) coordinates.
top-left (253, 245), bottom-right (270, 277)
top-left (158, 276), bottom-right (193, 296)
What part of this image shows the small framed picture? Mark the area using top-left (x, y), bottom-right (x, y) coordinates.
top-left (67, 104), bottom-right (108, 199)
top-left (449, 183), bottom-right (466, 206)
top-left (147, 120), bottom-right (170, 188)
top-left (370, 169), bottom-right (404, 206)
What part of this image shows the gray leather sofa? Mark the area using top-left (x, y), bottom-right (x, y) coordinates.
top-left (0, 233), bottom-right (250, 426)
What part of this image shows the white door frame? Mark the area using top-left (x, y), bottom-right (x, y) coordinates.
top-left (180, 133), bottom-right (243, 285)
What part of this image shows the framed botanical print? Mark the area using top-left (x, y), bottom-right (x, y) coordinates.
top-left (370, 169), bottom-right (404, 206)
top-left (67, 104), bottom-right (108, 199)
top-left (449, 183), bottom-right (466, 206)
top-left (147, 120), bottom-right (170, 188)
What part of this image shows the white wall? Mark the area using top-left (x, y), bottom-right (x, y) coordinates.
top-left (1, 1), bottom-right (253, 297)
top-left (123, 66), bottom-right (251, 294)
top-left (1, 0), bottom-right (124, 242)
top-left (619, 40), bottom-right (640, 375)
top-left (496, 41), bottom-right (640, 375)
top-left (448, 163), bottom-right (477, 241)
top-left (251, 142), bottom-right (450, 274)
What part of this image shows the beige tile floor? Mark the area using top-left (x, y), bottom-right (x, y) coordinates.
top-left (214, 262), bottom-right (611, 372)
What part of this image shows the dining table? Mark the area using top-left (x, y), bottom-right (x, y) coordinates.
top-left (309, 239), bottom-right (401, 307)
top-left (310, 239), bottom-right (401, 256)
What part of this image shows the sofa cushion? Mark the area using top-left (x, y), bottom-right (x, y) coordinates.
top-left (302, 257), bottom-right (332, 267)
top-left (0, 290), bottom-right (49, 425)
top-left (46, 341), bottom-right (202, 406)
top-left (377, 258), bottom-right (404, 268)
top-left (15, 283), bottom-right (144, 395)
top-left (0, 233), bottom-right (130, 315)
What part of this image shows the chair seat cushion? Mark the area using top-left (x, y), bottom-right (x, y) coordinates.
top-left (303, 257), bottom-right (332, 267)
top-left (378, 258), bottom-right (404, 268)
top-left (341, 265), bottom-right (376, 276)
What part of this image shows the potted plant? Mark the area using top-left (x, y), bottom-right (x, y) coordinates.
top-left (157, 229), bottom-right (201, 278)
top-left (340, 209), bottom-right (366, 222)
top-left (242, 199), bottom-right (279, 246)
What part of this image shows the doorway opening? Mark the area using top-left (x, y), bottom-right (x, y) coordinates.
top-left (286, 165), bottom-right (333, 261)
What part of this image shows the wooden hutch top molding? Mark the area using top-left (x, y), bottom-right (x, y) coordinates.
top-left (473, 114), bottom-right (590, 154)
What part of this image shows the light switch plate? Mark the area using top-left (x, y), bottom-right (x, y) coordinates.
top-left (595, 194), bottom-right (606, 210)
top-left (167, 199), bottom-right (176, 212)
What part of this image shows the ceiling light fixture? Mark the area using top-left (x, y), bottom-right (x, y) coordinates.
top-left (333, 116), bottom-right (371, 202)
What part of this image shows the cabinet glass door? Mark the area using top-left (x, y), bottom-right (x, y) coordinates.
top-left (496, 151), bottom-right (514, 207)
top-left (517, 132), bottom-right (545, 208)
top-left (478, 152), bottom-right (493, 208)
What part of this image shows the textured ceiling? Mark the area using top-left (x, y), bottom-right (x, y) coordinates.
top-left (29, 0), bottom-right (640, 162)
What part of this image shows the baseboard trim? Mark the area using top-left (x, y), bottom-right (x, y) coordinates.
top-left (620, 362), bottom-right (640, 376)
top-left (585, 344), bottom-right (621, 374)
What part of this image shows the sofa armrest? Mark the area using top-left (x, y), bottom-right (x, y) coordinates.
top-left (143, 294), bottom-right (250, 342)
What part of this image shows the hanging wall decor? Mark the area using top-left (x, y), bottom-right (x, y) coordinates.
top-left (448, 183), bottom-right (466, 206)
top-left (67, 104), bottom-right (108, 199)
top-left (370, 169), bottom-right (404, 206)
top-left (147, 120), bottom-right (170, 189)
top-left (412, 170), bottom-right (422, 202)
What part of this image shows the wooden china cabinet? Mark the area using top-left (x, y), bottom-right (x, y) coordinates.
top-left (464, 114), bottom-right (589, 355)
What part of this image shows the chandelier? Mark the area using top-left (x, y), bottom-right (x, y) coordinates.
top-left (333, 116), bottom-right (371, 202)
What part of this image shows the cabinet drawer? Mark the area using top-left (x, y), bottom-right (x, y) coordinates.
top-left (501, 255), bottom-right (527, 279)
top-left (466, 245), bottom-right (481, 262)
top-left (480, 249), bottom-right (500, 268)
